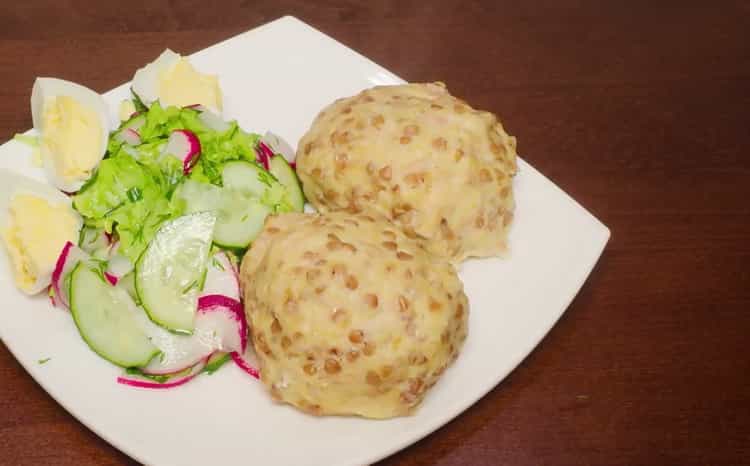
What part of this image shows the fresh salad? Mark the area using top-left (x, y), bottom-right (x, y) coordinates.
top-left (2, 50), bottom-right (303, 388)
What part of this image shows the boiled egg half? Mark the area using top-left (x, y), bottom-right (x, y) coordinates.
top-left (31, 78), bottom-right (110, 193)
top-left (132, 49), bottom-right (223, 113)
top-left (0, 169), bottom-right (82, 294)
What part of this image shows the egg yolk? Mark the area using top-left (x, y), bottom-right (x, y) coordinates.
top-left (158, 59), bottom-right (223, 112)
top-left (41, 96), bottom-right (103, 184)
top-left (1, 194), bottom-right (79, 294)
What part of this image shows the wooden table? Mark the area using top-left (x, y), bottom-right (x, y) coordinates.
top-left (1, 1), bottom-right (748, 465)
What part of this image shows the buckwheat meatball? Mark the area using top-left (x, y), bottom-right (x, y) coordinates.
top-left (296, 82), bottom-right (518, 262)
top-left (239, 212), bottom-right (468, 418)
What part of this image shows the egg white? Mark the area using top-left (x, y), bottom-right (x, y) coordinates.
top-left (131, 49), bottom-right (181, 108)
top-left (30, 77), bottom-right (111, 192)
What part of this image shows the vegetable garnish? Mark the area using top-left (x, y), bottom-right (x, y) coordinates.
top-left (8, 69), bottom-right (305, 389)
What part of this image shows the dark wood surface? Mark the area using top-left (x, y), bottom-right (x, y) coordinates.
top-left (1, 1), bottom-right (749, 465)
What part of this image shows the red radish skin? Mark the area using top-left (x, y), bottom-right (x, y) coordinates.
top-left (231, 352), bottom-right (260, 379)
top-left (51, 242), bottom-right (90, 308)
top-left (197, 295), bottom-right (247, 352)
top-left (117, 357), bottom-right (209, 389)
top-left (255, 141), bottom-right (273, 170)
top-left (140, 295), bottom-right (247, 375)
top-left (51, 242), bottom-right (73, 293)
top-left (51, 242), bottom-right (73, 309)
top-left (104, 272), bottom-right (118, 286)
top-left (164, 129), bottom-right (201, 175)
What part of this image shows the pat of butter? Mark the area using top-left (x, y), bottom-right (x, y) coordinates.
top-left (1, 194), bottom-right (80, 294)
top-left (158, 58), bottom-right (223, 112)
top-left (41, 96), bottom-right (102, 183)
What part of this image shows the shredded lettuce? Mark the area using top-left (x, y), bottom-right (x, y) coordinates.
top-left (73, 153), bottom-right (175, 262)
top-left (73, 97), bottom-right (284, 262)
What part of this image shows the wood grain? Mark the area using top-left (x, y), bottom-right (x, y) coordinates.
top-left (1, 1), bottom-right (749, 465)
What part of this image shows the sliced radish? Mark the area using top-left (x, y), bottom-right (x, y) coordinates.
top-left (164, 129), bottom-right (201, 175)
top-left (198, 110), bottom-right (230, 133)
top-left (115, 128), bottom-right (141, 146)
top-left (231, 350), bottom-right (259, 379)
top-left (117, 356), bottom-right (208, 389)
top-left (137, 294), bottom-right (246, 375)
top-left (255, 141), bottom-right (272, 170)
top-left (198, 295), bottom-right (247, 352)
top-left (51, 241), bottom-right (89, 309)
top-left (201, 251), bottom-right (240, 301)
top-left (261, 131), bottom-right (296, 163)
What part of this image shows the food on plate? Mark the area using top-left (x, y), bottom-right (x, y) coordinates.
top-left (240, 211), bottom-right (469, 418)
top-left (31, 78), bottom-right (111, 192)
top-left (0, 170), bottom-right (83, 294)
top-left (296, 82), bottom-right (518, 262)
top-left (0, 54), bottom-right (305, 388)
top-left (132, 49), bottom-right (223, 113)
top-left (118, 99), bottom-right (137, 121)
top-left (74, 100), bottom-right (303, 263)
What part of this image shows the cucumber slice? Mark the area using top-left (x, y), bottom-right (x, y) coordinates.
top-left (176, 163), bottom-right (280, 249)
top-left (269, 155), bottom-right (305, 212)
top-left (135, 212), bottom-right (216, 334)
top-left (69, 262), bottom-right (158, 368)
top-left (174, 179), bottom-right (222, 214)
top-left (213, 190), bottom-right (271, 249)
top-left (221, 160), bottom-right (275, 196)
top-left (118, 272), bottom-right (140, 305)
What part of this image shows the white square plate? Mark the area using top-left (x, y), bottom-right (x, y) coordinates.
top-left (0, 16), bottom-right (609, 466)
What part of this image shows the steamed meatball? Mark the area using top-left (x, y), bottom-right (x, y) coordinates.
top-left (296, 82), bottom-right (518, 263)
top-left (240, 212), bottom-right (468, 418)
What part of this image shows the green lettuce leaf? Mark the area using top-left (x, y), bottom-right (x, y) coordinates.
top-left (74, 101), bottom-right (267, 261)
top-left (72, 153), bottom-right (176, 262)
